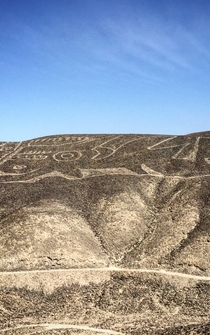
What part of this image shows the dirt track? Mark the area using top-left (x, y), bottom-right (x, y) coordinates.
top-left (1, 267), bottom-right (210, 280)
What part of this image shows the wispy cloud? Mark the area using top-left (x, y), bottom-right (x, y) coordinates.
top-left (99, 17), bottom-right (195, 71)
top-left (3, 2), bottom-right (210, 85)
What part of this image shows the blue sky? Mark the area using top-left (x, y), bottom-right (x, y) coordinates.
top-left (1, 0), bottom-right (210, 141)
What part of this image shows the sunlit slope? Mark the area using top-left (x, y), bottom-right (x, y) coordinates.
top-left (0, 200), bottom-right (108, 270)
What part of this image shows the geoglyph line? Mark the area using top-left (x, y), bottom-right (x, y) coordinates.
top-left (53, 150), bottom-right (82, 161)
top-left (0, 171), bottom-right (77, 183)
top-left (92, 137), bottom-right (146, 160)
top-left (141, 164), bottom-right (164, 176)
top-left (172, 137), bottom-right (200, 162)
top-left (0, 323), bottom-right (124, 334)
top-left (1, 171), bottom-right (210, 184)
top-left (147, 136), bottom-right (178, 150)
top-left (91, 135), bottom-right (121, 160)
top-left (0, 142), bottom-right (22, 165)
top-left (0, 267), bottom-right (210, 281)
top-left (28, 136), bottom-right (90, 147)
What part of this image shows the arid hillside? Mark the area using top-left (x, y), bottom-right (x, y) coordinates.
top-left (0, 132), bottom-right (210, 334)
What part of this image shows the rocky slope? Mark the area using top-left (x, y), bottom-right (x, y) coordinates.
top-left (0, 132), bottom-right (210, 334)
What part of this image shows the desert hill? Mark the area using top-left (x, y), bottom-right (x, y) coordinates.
top-left (0, 132), bottom-right (210, 334)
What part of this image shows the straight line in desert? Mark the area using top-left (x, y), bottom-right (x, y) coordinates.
top-left (147, 136), bottom-right (178, 150)
top-left (0, 323), bottom-right (124, 334)
top-left (0, 267), bottom-right (210, 281)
